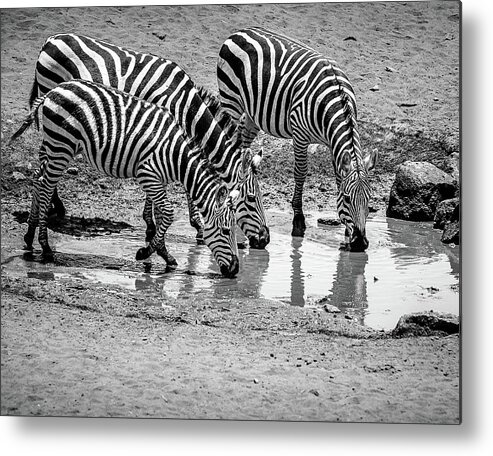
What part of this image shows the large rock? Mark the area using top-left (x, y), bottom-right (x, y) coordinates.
top-left (386, 161), bottom-right (457, 221)
top-left (392, 311), bottom-right (459, 337)
top-left (434, 197), bottom-right (459, 230)
top-left (441, 201), bottom-right (460, 244)
top-left (442, 152), bottom-right (460, 188)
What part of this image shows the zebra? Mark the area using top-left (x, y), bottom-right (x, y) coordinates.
top-left (217, 27), bottom-right (378, 251)
top-left (9, 79), bottom-right (242, 278)
top-left (29, 32), bottom-right (269, 249)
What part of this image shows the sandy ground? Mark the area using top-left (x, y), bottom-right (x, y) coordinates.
top-left (1, 2), bottom-right (460, 423)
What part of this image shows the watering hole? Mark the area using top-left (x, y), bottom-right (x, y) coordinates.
top-left (2, 211), bottom-right (459, 330)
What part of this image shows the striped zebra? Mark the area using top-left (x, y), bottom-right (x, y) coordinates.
top-left (30, 33), bottom-right (269, 249)
top-left (217, 27), bottom-right (378, 251)
top-left (9, 79), bottom-right (241, 278)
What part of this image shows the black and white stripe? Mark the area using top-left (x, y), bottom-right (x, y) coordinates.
top-left (30, 33), bottom-right (269, 249)
top-left (11, 79), bottom-right (241, 277)
top-left (217, 27), bottom-right (377, 251)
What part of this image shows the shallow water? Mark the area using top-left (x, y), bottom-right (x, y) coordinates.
top-left (2, 212), bottom-right (459, 330)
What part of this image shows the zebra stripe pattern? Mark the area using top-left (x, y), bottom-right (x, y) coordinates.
top-left (31, 33), bottom-right (269, 249)
top-left (11, 79), bottom-right (240, 277)
top-left (217, 27), bottom-right (378, 251)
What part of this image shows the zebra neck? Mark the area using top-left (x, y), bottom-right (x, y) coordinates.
top-left (179, 155), bottom-right (221, 220)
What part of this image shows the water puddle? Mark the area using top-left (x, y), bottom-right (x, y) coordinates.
top-left (2, 212), bottom-right (459, 330)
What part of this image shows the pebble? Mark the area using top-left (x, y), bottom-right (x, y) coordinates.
top-left (12, 171), bottom-right (27, 181)
top-left (323, 304), bottom-right (341, 313)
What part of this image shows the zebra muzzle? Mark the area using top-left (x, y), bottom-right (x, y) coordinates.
top-left (249, 225), bottom-right (270, 249)
top-left (220, 254), bottom-right (239, 278)
top-left (349, 227), bottom-right (369, 252)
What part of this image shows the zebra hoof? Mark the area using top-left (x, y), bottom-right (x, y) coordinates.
top-left (136, 247), bottom-right (152, 261)
top-left (42, 248), bottom-right (54, 262)
top-left (291, 214), bottom-right (306, 237)
top-left (24, 235), bottom-right (34, 251)
top-left (48, 206), bottom-right (65, 220)
top-left (157, 251), bottom-right (177, 267)
top-left (291, 227), bottom-right (305, 237)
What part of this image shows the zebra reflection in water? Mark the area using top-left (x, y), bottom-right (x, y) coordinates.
top-left (288, 238), bottom-right (368, 324)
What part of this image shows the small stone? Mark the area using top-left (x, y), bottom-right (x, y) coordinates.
top-left (370, 84), bottom-right (380, 92)
top-left (309, 389), bottom-right (320, 396)
top-left (12, 171), bottom-right (27, 181)
top-left (323, 304), bottom-right (341, 313)
top-left (317, 217), bottom-right (341, 226)
top-left (385, 66), bottom-right (397, 72)
top-left (66, 167), bottom-right (78, 175)
top-left (253, 378), bottom-right (259, 384)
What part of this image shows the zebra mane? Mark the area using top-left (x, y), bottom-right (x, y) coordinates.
top-left (333, 71), bottom-right (363, 174)
top-left (195, 85), bottom-right (242, 147)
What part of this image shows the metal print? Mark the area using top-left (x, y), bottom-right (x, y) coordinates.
top-left (1, 1), bottom-right (460, 423)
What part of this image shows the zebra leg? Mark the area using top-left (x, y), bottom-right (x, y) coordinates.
top-left (37, 146), bottom-right (66, 219)
top-left (50, 187), bottom-right (66, 219)
top-left (135, 180), bottom-right (177, 267)
top-left (142, 195), bottom-right (156, 243)
top-left (24, 179), bottom-right (41, 251)
top-left (186, 192), bottom-right (204, 245)
top-left (149, 202), bottom-right (178, 266)
top-left (291, 138), bottom-right (309, 237)
top-left (37, 158), bottom-right (70, 258)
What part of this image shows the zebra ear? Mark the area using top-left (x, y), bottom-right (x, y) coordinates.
top-left (364, 148), bottom-right (378, 172)
top-left (251, 147), bottom-right (263, 171)
top-left (241, 148), bottom-right (253, 175)
top-left (340, 152), bottom-right (352, 176)
top-left (227, 189), bottom-right (240, 207)
top-left (216, 184), bottom-right (229, 206)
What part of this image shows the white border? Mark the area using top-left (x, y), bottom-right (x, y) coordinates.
top-left (1, 0), bottom-right (492, 454)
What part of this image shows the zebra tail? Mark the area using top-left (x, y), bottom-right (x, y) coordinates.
top-left (8, 96), bottom-right (45, 145)
top-left (28, 77), bottom-right (39, 109)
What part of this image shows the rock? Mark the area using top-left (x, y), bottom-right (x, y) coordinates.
top-left (392, 311), bottom-right (459, 337)
top-left (317, 217), bottom-right (341, 226)
top-left (437, 199), bottom-right (459, 244)
top-left (442, 152), bottom-right (460, 187)
top-left (370, 84), bottom-right (380, 92)
top-left (442, 220), bottom-right (460, 245)
top-left (323, 304), bottom-right (341, 313)
top-left (386, 161), bottom-right (457, 221)
top-left (12, 171), bottom-right (27, 182)
top-left (434, 197), bottom-right (459, 229)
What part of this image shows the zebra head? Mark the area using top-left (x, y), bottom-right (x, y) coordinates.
top-left (235, 147), bottom-right (270, 249)
top-left (336, 149), bottom-right (378, 252)
top-left (204, 185), bottom-right (240, 278)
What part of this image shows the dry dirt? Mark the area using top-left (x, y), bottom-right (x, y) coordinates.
top-left (0, 2), bottom-right (460, 423)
